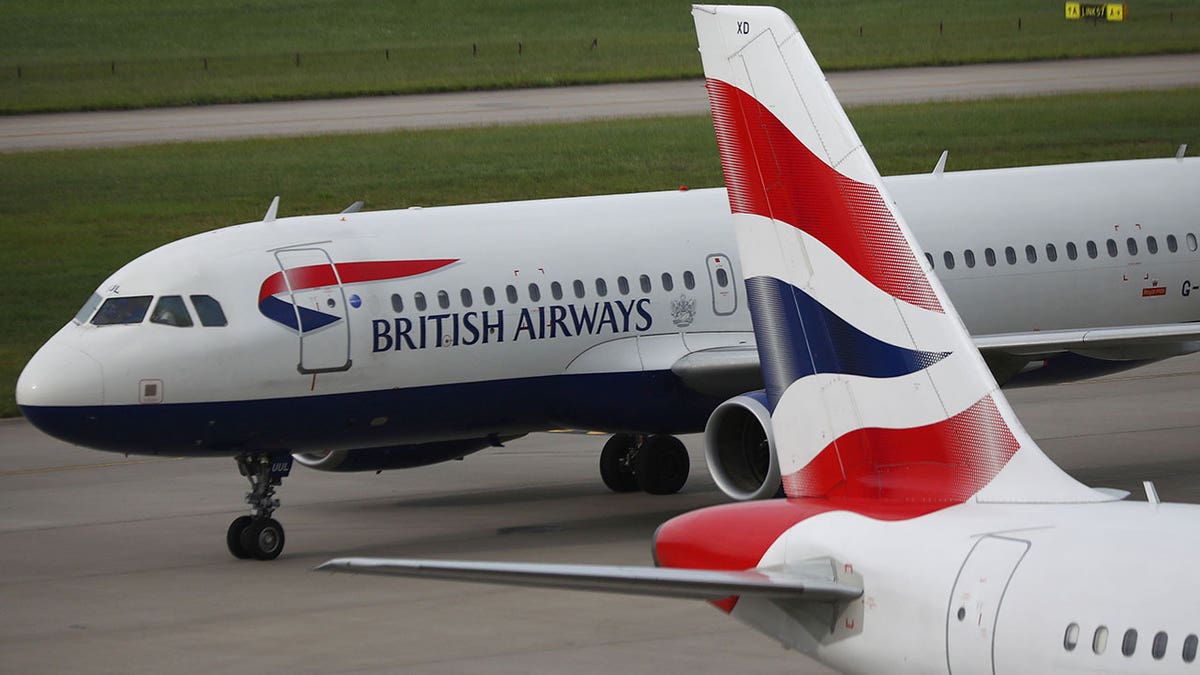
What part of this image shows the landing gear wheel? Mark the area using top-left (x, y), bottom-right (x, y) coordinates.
top-left (600, 434), bottom-right (640, 493)
top-left (226, 515), bottom-right (254, 559)
top-left (635, 435), bottom-right (690, 495)
top-left (230, 452), bottom-right (292, 560)
top-left (240, 518), bottom-right (286, 561)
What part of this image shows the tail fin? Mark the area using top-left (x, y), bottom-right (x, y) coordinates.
top-left (692, 5), bottom-right (1106, 505)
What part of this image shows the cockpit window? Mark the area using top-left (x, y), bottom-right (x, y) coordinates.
top-left (190, 295), bottom-right (228, 327)
top-left (91, 296), bottom-right (153, 325)
top-left (150, 295), bottom-right (194, 327)
top-left (73, 293), bottom-right (103, 324)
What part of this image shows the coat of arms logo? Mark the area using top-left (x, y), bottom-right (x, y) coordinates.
top-left (671, 295), bottom-right (696, 328)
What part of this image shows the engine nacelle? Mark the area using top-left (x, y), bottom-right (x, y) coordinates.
top-left (703, 391), bottom-right (781, 501)
top-left (294, 435), bottom-right (521, 473)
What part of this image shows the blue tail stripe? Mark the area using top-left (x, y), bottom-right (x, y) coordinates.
top-left (744, 276), bottom-right (949, 405)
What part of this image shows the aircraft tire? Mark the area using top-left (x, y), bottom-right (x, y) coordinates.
top-left (635, 435), bottom-right (689, 495)
top-left (600, 434), bottom-right (640, 493)
top-left (226, 515), bottom-right (254, 559)
top-left (240, 517), bottom-right (286, 561)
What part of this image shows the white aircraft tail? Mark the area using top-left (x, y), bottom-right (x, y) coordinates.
top-left (692, 4), bottom-right (1107, 505)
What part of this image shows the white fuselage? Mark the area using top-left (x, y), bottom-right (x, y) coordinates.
top-left (736, 500), bottom-right (1200, 674)
top-left (16, 158), bottom-right (1200, 456)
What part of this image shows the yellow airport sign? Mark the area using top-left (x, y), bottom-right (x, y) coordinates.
top-left (1066, 3), bottom-right (1128, 21)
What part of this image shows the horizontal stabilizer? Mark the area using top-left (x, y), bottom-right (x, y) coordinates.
top-left (316, 557), bottom-right (862, 603)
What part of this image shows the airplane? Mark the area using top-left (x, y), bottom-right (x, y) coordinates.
top-left (317, 7), bottom-right (1200, 673)
top-left (15, 49), bottom-right (1200, 564)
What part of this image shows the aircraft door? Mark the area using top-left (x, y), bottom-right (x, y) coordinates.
top-left (706, 253), bottom-right (738, 315)
top-left (273, 247), bottom-right (352, 374)
top-left (946, 535), bottom-right (1030, 675)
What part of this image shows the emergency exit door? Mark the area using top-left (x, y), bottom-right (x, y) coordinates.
top-left (273, 247), bottom-right (352, 374)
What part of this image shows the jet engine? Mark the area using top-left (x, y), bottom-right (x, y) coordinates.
top-left (294, 435), bottom-right (522, 473)
top-left (703, 391), bottom-right (782, 501)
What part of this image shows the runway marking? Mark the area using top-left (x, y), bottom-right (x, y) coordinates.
top-left (0, 456), bottom-right (186, 476)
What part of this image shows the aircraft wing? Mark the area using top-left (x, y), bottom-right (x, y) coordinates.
top-left (671, 323), bottom-right (1200, 393)
top-left (973, 322), bottom-right (1200, 356)
top-left (315, 557), bottom-right (862, 603)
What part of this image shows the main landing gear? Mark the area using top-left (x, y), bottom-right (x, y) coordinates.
top-left (600, 433), bottom-right (689, 495)
top-left (226, 453), bottom-right (292, 560)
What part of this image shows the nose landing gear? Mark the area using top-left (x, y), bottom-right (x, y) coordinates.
top-left (226, 453), bottom-right (292, 560)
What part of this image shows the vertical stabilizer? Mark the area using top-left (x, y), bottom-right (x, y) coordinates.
top-left (692, 5), bottom-right (1106, 504)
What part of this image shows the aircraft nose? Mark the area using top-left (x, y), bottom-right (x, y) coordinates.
top-left (16, 341), bottom-right (105, 408)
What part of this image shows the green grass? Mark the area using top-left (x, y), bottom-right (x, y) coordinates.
top-left (3, 86), bottom-right (1199, 416)
top-left (1, 0), bottom-right (1198, 113)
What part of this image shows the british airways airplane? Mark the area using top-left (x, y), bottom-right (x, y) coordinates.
top-left (16, 50), bottom-right (1200, 563)
top-left (319, 7), bottom-right (1200, 673)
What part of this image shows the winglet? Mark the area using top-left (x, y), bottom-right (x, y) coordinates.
top-left (263, 195), bottom-right (280, 222)
top-left (692, 4), bottom-right (1107, 505)
top-left (933, 150), bottom-right (948, 177)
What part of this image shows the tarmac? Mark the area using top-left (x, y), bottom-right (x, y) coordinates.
top-left (3, 352), bottom-right (1200, 673)
top-left (2, 53), bottom-right (1198, 152)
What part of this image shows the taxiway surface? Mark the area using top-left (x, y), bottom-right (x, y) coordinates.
top-left (2, 53), bottom-right (1198, 152)
top-left (3, 353), bottom-right (1200, 673)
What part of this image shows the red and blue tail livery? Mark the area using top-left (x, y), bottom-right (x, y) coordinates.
top-left (694, 4), bottom-right (1099, 507)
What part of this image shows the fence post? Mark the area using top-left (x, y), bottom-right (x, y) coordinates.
top-left (203, 57), bottom-right (208, 70)
top-left (518, 41), bottom-right (523, 55)
top-left (1018, 17), bottom-right (1022, 30)
top-left (295, 52), bottom-right (300, 67)
top-left (939, 20), bottom-right (943, 35)
top-left (473, 43), bottom-right (477, 57)
top-left (16, 65), bottom-right (20, 79)
top-left (111, 60), bottom-right (116, 74)
top-left (385, 48), bottom-right (389, 60)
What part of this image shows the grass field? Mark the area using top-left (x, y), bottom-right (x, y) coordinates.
top-left (2, 86), bottom-right (1199, 416)
top-left (1, 1), bottom-right (1198, 113)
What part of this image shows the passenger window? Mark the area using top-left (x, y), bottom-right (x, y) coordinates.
top-left (460, 288), bottom-right (473, 308)
top-left (1093, 626), bottom-right (1109, 655)
top-left (573, 279), bottom-right (585, 299)
top-left (483, 286), bottom-right (496, 306)
top-left (1188, 233), bottom-right (1198, 252)
top-left (191, 295), bottom-right (227, 327)
top-left (943, 251), bottom-right (955, 270)
top-left (639, 274), bottom-right (652, 293)
top-left (550, 281), bottom-right (563, 301)
top-left (92, 296), bottom-right (153, 325)
top-left (390, 293), bottom-right (404, 313)
top-left (985, 248), bottom-right (996, 267)
top-left (1106, 239), bottom-right (1118, 257)
top-left (1147, 236), bottom-right (1159, 254)
top-left (437, 290), bottom-right (450, 309)
top-left (963, 249), bottom-right (976, 268)
top-left (1127, 237), bottom-right (1138, 255)
top-left (74, 293), bottom-right (103, 324)
top-left (1066, 242), bottom-right (1078, 260)
top-left (1152, 631), bottom-right (1168, 660)
top-left (716, 268), bottom-right (730, 286)
top-left (1005, 246), bottom-right (1017, 265)
top-left (1046, 243), bottom-right (1058, 262)
top-left (528, 283), bottom-right (541, 302)
top-left (1122, 629), bottom-right (1137, 657)
top-left (617, 276), bottom-right (630, 295)
top-left (683, 270), bottom-right (696, 290)
top-left (1167, 234), bottom-right (1179, 252)
top-left (1184, 634), bottom-right (1198, 662)
top-left (1087, 241), bottom-right (1098, 259)
top-left (150, 295), bottom-right (193, 327)
top-left (662, 273), bottom-right (674, 292)
top-left (505, 285), bottom-right (518, 304)
top-left (925, 252), bottom-right (935, 269)
top-left (414, 292), bottom-right (427, 312)
top-left (595, 278), bottom-right (608, 297)
top-left (1025, 245), bottom-right (1037, 264)
top-left (1064, 623), bottom-right (1080, 651)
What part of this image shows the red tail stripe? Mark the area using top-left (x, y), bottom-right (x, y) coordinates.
top-left (705, 78), bottom-right (943, 314)
top-left (782, 395), bottom-right (1019, 501)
